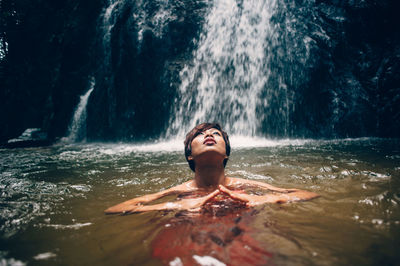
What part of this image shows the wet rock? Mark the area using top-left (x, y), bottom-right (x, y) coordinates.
top-left (1, 128), bottom-right (51, 148)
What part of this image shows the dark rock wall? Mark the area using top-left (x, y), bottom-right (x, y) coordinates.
top-left (0, 0), bottom-right (103, 141)
top-left (0, 0), bottom-right (399, 142)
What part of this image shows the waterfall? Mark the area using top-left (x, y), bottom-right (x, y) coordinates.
top-left (91, 0), bottom-right (387, 140)
top-left (62, 79), bottom-right (95, 142)
top-left (96, 0), bottom-right (318, 140)
top-left (166, 0), bottom-right (276, 137)
top-left (166, 0), bottom-right (313, 138)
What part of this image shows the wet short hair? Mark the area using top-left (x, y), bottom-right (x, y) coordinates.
top-left (184, 123), bottom-right (231, 172)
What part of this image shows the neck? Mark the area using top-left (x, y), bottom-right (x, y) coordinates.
top-left (194, 164), bottom-right (226, 189)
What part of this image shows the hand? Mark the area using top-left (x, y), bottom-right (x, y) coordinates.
top-left (105, 181), bottom-right (200, 214)
top-left (275, 188), bottom-right (300, 193)
top-left (122, 189), bottom-right (221, 214)
top-left (104, 195), bottom-right (153, 214)
top-left (175, 189), bottom-right (220, 211)
top-left (255, 185), bottom-right (300, 193)
top-left (234, 177), bottom-right (301, 193)
top-left (218, 185), bottom-right (286, 206)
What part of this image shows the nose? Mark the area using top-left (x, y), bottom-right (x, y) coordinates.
top-left (204, 130), bottom-right (214, 138)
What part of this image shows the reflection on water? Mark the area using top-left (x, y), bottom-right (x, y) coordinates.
top-left (0, 138), bottom-right (399, 265)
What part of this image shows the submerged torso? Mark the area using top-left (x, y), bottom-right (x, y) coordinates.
top-left (152, 189), bottom-right (272, 265)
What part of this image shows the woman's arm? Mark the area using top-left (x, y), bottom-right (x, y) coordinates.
top-left (219, 185), bottom-right (319, 206)
top-left (104, 181), bottom-right (196, 214)
top-left (107, 189), bottom-right (219, 214)
top-left (229, 177), bottom-right (300, 193)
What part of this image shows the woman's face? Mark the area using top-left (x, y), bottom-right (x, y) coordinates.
top-left (189, 128), bottom-right (227, 161)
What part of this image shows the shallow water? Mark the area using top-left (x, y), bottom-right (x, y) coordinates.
top-left (0, 138), bottom-right (399, 265)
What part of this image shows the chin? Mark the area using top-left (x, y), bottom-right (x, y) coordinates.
top-left (195, 149), bottom-right (226, 162)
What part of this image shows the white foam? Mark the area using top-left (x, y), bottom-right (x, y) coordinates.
top-left (33, 252), bottom-right (57, 260)
top-left (169, 257), bottom-right (183, 266)
top-left (69, 184), bottom-right (92, 192)
top-left (229, 135), bottom-right (310, 148)
top-left (229, 170), bottom-right (273, 181)
top-left (62, 137), bottom-right (379, 155)
top-left (0, 258), bottom-right (26, 266)
top-left (97, 139), bottom-right (182, 154)
top-left (192, 255), bottom-right (226, 266)
top-left (94, 136), bottom-right (312, 154)
top-left (39, 222), bottom-right (92, 230)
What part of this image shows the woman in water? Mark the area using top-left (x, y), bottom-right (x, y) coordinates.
top-left (105, 123), bottom-right (318, 214)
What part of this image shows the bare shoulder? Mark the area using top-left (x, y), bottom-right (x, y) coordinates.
top-left (226, 177), bottom-right (291, 192)
top-left (227, 177), bottom-right (258, 185)
top-left (168, 180), bottom-right (197, 192)
top-left (226, 177), bottom-right (250, 187)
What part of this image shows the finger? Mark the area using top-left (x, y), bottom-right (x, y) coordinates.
top-left (195, 190), bottom-right (219, 207)
top-left (246, 202), bottom-right (254, 207)
top-left (231, 193), bottom-right (249, 202)
top-left (221, 188), bottom-right (250, 202)
top-left (203, 189), bottom-right (220, 200)
top-left (219, 185), bottom-right (239, 197)
top-left (246, 201), bottom-right (260, 207)
top-left (121, 205), bottom-right (144, 215)
top-left (197, 190), bottom-right (220, 206)
top-left (218, 184), bottom-right (231, 193)
top-left (187, 207), bottom-right (201, 213)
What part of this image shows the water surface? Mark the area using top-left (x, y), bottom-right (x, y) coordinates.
top-left (0, 138), bottom-right (399, 265)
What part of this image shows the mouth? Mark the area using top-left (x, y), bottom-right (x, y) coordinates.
top-left (203, 138), bottom-right (217, 145)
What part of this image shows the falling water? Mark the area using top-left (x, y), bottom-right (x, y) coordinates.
top-left (165, 0), bottom-right (320, 138)
top-left (166, 0), bottom-right (282, 137)
top-left (62, 79), bottom-right (95, 142)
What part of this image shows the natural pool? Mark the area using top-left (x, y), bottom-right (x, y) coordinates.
top-left (0, 138), bottom-right (399, 265)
